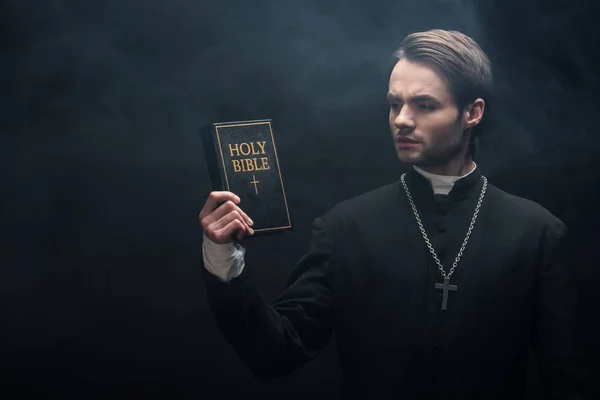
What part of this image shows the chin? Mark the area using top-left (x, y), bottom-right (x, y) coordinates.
top-left (396, 151), bottom-right (424, 165)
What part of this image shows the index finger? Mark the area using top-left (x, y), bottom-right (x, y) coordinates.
top-left (199, 191), bottom-right (241, 219)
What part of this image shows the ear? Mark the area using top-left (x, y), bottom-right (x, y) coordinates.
top-left (463, 98), bottom-right (485, 129)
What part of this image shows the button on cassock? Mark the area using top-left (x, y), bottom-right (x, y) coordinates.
top-left (436, 202), bottom-right (448, 214)
top-left (437, 246), bottom-right (446, 259)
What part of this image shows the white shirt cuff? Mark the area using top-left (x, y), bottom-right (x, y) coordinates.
top-left (202, 233), bottom-right (246, 282)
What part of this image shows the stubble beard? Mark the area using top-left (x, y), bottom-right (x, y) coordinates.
top-left (397, 125), bottom-right (470, 170)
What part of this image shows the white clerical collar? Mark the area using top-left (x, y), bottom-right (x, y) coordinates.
top-left (413, 163), bottom-right (477, 195)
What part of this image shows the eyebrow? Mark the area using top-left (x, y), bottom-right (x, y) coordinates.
top-left (386, 93), bottom-right (441, 103)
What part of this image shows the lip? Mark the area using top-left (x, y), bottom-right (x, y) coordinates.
top-left (397, 142), bottom-right (418, 149)
top-left (395, 137), bottom-right (419, 148)
top-left (396, 136), bottom-right (419, 143)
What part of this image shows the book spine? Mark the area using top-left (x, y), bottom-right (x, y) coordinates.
top-left (201, 124), bottom-right (226, 192)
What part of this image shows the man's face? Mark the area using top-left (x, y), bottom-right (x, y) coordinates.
top-left (388, 58), bottom-right (470, 169)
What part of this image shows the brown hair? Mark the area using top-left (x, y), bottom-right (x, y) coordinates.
top-left (393, 29), bottom-right (493, 157)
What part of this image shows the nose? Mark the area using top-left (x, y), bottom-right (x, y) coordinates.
top-left (394, 106), bottom-right (416, 132)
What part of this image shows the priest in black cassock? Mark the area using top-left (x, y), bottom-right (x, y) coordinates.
top-left (199, 30), bottom-right (593, 399)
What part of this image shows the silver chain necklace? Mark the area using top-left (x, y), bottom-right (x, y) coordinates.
top-left (400, 172), bottom-right (488, 310)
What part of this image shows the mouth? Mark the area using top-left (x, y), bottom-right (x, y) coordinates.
top-left (395, 136), bottom-right (420, 148)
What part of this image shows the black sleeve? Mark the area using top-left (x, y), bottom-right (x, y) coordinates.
top-left (532, 220), bottom-right (597, 399)
top-left (202, 215), bottom-right (336, 379)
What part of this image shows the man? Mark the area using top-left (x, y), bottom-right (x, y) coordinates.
top-left (199, 30), bottom-right (591, 398)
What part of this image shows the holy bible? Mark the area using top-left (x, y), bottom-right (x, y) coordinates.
top-left (201, 119), bottom-right (292, 236)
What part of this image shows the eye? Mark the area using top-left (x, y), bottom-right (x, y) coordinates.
top-left (390, 103), bottom-right (400, 110)
top-left (417, 103), bottom-right (436, 111)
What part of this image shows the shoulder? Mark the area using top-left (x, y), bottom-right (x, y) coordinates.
top-left (317, 181), bottom-right (400, 226)
top-left (486, 183), bottom-right (566, 235)
top-left (332, 181), bottom-right (398, 214)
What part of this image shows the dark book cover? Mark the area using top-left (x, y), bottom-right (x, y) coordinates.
top-left (201, 119), bottom-right (292, 236)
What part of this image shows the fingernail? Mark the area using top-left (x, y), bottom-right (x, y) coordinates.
top-left (248, 218), bottom-right (253, 226)
top-left (235, 196), bottom-right (240, 203)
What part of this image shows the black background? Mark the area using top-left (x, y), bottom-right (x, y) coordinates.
top-left (2, 0), bottom-right (599, 398)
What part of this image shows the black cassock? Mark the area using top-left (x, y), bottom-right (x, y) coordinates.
top-left (203, 167), bottom-right (592, 399)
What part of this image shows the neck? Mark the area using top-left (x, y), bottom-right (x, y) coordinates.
top-left (412, 160), bottom-right (477, 195)
top-left (416, 156), bottom-right (475, 177)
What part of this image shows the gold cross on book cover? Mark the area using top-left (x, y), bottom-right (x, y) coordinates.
top-left (201, 119), bottom-right (293, 236)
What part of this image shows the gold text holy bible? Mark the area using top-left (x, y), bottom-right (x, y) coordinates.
top-left (201, 119), bottom-right (292, 236)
